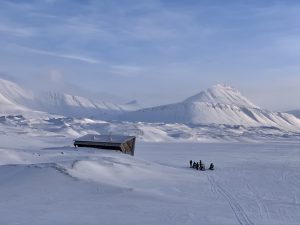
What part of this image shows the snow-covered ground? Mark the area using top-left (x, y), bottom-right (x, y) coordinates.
top-left (0, 116), bottom-right (300, 225)
top-left (1, 113), bottom-right (300, 144)
top-left (0, 138), bottom-right (300, 225)
top-left (1, 78), bottom-right (300, 225)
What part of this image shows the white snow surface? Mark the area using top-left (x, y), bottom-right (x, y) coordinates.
top-left (1, 79), bottom-right (300, 224)
top-left (0, 120), bottom-right (300, 225)
top-left (0, 88), bottom-right (300, 225)
top-left (184, 84), bottom-right (258, 108)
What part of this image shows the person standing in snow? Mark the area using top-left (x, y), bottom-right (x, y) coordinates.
top-left (190, 160), bottom-right (193, 168)
top-left (209, 163), bottom-right (214, 170)
top-left (200, 163), bottom-right (205, 171)
top-left (193, 162), bottom-right (196, 169)
top-left (196, 162), bottom-right (199, 170)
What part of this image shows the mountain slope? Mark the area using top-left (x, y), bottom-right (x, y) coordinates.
top-left (119, 85), bottom-right (300, 131)
top-left (0, 78), bottom-right (139, 118)
top-left (184, 84), bottom-right (258, 108)
top-left (34, 91), bottom-right (140, 118)
top-left (0, 78), bottom-right (35, 112)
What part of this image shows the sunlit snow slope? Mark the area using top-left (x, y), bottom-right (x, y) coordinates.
top-left (120, 84), bottom-right (300, 131)
top-left (0, 78), bottom-right (139, 118)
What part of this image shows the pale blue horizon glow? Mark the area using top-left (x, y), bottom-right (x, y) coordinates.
top-left (1, 0), bottom-right (300, 110)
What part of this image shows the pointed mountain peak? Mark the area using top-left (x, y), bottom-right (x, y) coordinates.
top-left (184, 84), bottom-right (258, 108)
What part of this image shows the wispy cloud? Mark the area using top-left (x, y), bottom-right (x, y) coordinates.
top-left (0, 23), bottom-right (35, 37)
top-left (19, 46), bottom-right (100, 64)
top-left (110, 65), bottom-right (144, 77)
top-left (1, 0), bottom-right (300, 108)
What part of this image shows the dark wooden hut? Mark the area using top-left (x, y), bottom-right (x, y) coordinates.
top-left (73, 134), bottom-right (136, 156)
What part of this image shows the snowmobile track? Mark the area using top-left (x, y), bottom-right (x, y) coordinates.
top-left (207, 175), bottom-right (254, 225)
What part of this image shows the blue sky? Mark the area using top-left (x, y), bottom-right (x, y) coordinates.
top-left (1, 0), bottom-right (300, 110)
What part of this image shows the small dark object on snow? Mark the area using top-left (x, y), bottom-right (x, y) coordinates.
top-left (190, 160), bottom-right (193, 168)
top-left (193, 162), bottom-right (196, 169)
top-left (209, 163), bottom-right (214, 170)
top-left (199, 160), bottom-right (202, 167)
top-left (197, 162), bottom-right (200, 170)
top-left (200, 163), bottom-right (205, 171)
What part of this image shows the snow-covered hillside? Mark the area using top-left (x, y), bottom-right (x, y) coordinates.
top-left (1, 78), bottom-right (300, 132)
top-left (0, 78), bottom-right (34, 112)
top-left (0, 78), bottom-right (139, 118)
top-left (120, 84), bottom-right (300, 131)
top-left (34, 91), bottom-right (140, 118)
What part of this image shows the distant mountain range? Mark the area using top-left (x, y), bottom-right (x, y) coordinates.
top-left (0, 78), bottom-right (300, 131)
top-left (0, 78), bottom-right (140, 118)
top-left (119, 84), bottom-right (300, 131)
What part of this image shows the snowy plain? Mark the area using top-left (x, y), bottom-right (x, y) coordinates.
top-left (0, 115), bottom-right (300, 225)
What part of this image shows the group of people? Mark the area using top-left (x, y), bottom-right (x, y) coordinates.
top-left (189, 160), bottom-right (214, 171)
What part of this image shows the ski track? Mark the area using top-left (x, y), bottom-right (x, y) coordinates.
top-left (246, 183), bottom-right (270, 221)
top-left (207, 175), bottom-right (254, 225)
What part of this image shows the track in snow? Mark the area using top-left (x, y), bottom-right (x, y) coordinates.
top-left (207, 175), bottom-right (254, 225)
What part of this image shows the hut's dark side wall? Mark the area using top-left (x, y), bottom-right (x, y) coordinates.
top-left (120, 138), bottom-right (135, 156)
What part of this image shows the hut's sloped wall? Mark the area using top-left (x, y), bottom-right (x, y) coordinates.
top-left (120, 138), bottom-right (135, 156)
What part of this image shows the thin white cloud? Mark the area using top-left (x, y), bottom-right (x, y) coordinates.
top-left (110, 65), bottom-right (144, 77)
top-left (0, 24), bottom-right (35, 37)
top-left (20, 46), bottom-right (100, 64)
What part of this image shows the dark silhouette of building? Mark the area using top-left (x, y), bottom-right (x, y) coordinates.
top-left (74, 134), bottom-right (136, 156)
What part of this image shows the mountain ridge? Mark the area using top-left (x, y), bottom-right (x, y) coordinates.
top-left (1, 78), bottom-right (300, 132)
top-left (0, 78), bottom-right (140, 118)
top-left (119, 84), bottom-right (300, 131)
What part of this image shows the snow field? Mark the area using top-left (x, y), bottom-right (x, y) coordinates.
top-left (0, 141), bottom-right (300, 225)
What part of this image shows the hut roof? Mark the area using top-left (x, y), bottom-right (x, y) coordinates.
top-left (74, 134), bottom-right (135, 144)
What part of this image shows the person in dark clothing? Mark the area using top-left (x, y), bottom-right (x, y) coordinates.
top-left (199, 160), bottom-right (202, 168)
top-left (200, 163), bottom-right (205, 171)
top-left (190, 160), bottom-right (193, 168)
top-left (209, 163), bottom-right (214, 170)
top-left (196, 162), bottom-right (199, 170)
top-left (193, 162), bottom-right (196, 169)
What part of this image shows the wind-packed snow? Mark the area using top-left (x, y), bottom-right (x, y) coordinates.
top-left (0, 132), bottom-right (299, 225)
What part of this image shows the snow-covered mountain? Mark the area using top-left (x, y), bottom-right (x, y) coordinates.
top-left (120, 84), bottom-right (300, 131)
top-left (0, 78), bottom-right (34, 112)
top-left (0, 78), bottom-right (139, 118)
top-left (34, 91), bottom-right (140, 118)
